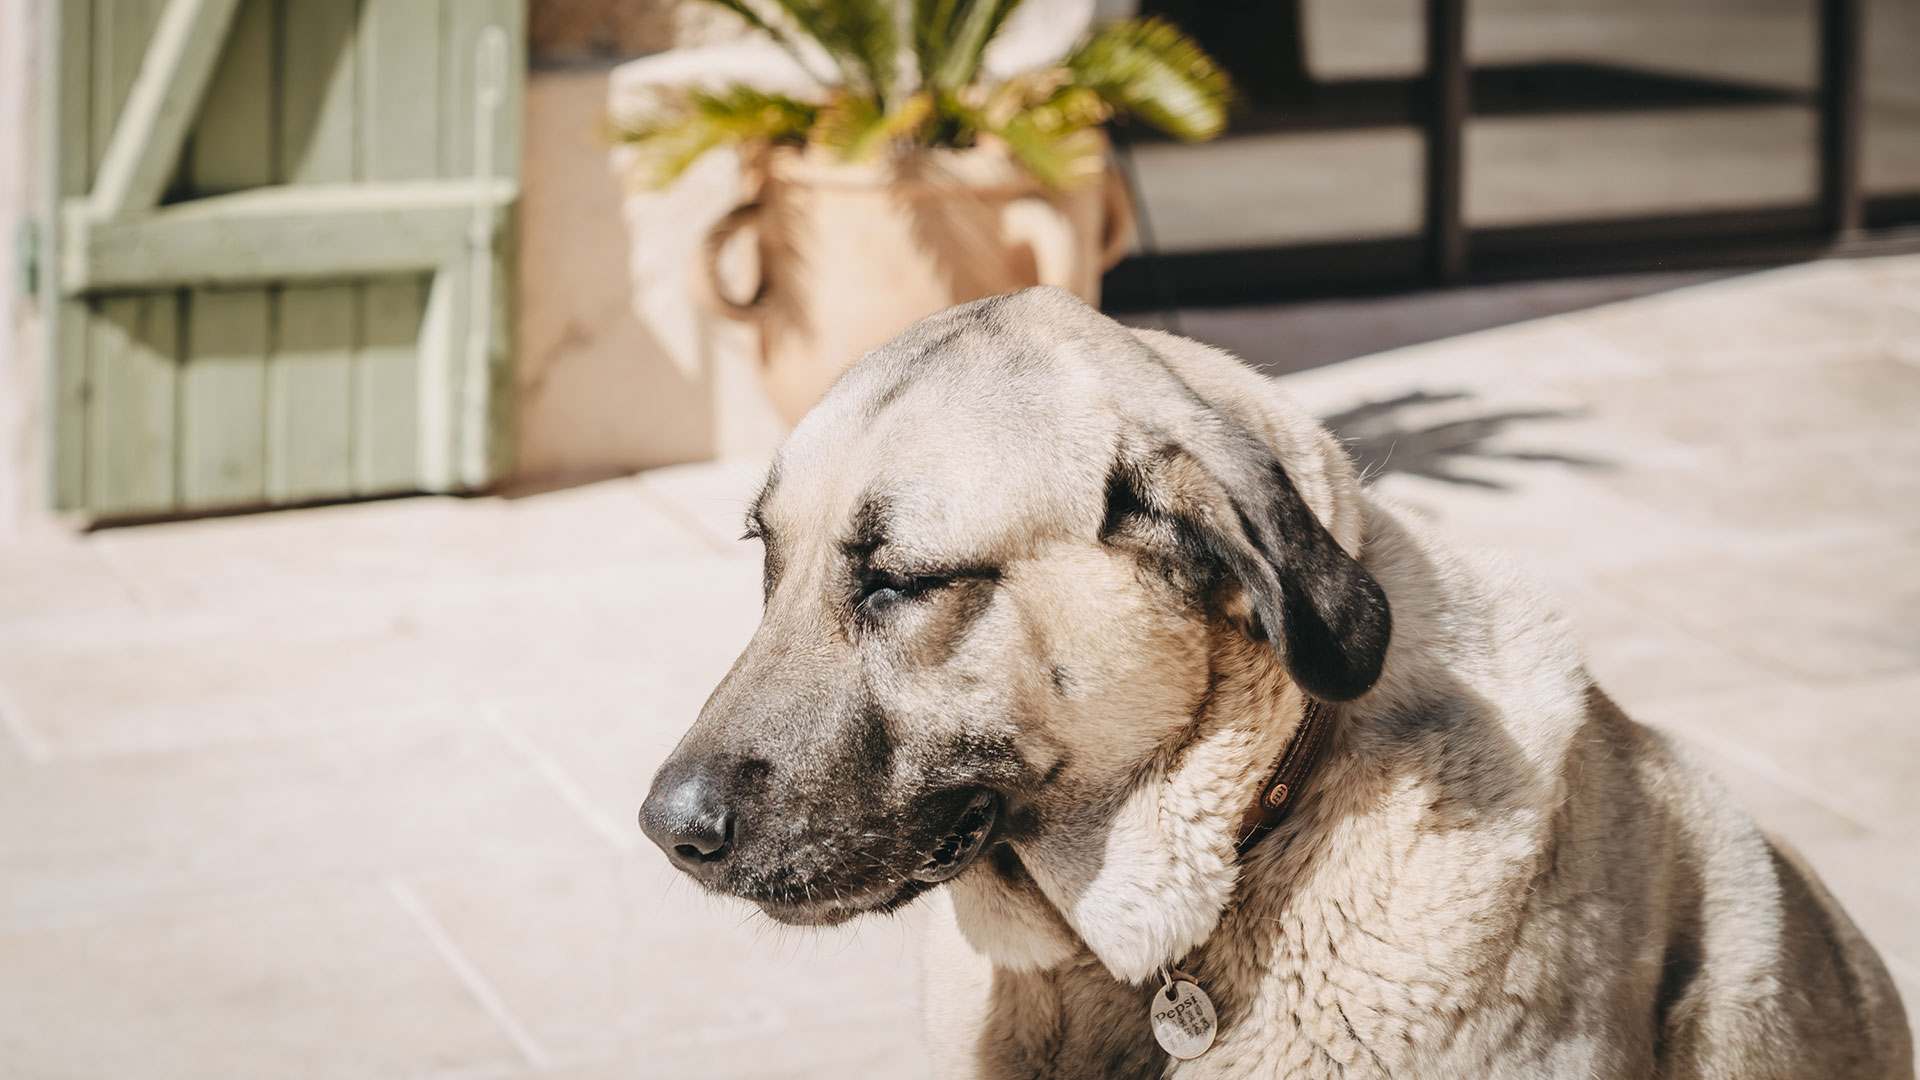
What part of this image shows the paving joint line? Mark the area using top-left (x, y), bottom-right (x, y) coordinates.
top-left (1656, 716), bottom-right (1891, 836)
top-left (388, 878), bottom-right (555, 1073)
top-left (1600, 581), bottom-right (1875, 688)
top-left (478, 701), bottom-right (638, 853)
top-left (632, 478), bottom-right (743, 557)
top-left (0, 675), bottom-right (53, 763)
top-left (86, 536), bottom-right (161, 610)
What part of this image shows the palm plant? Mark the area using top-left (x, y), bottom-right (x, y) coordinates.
top-left (615, 0), bottom-right (1232, 189)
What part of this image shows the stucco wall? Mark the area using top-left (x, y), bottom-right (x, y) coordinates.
top-left (514, 2), bottom-right (785, 487)
top-left (516, 65), bottom-right (723, 485)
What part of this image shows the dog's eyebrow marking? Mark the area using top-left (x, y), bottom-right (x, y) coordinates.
top-left (743, 463), bottom-right (781, 540)
top-left (744, 465), bottom-right (786, 599)
top-left (840, 494), bottom-right (892, 561)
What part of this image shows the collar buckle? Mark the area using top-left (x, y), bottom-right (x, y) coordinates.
top-left (1236, 698), bottom-right (1331, 855)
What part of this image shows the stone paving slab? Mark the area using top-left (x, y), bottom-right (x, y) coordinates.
top-left (1596, 431), bottom-right (1920, 538)
top-left (0, 706), bottom-right (609, 929)
top-left (403, 850), bottom-right (928, 1075)
top-left (2, 255), bottom-right (1917, 1076)
top-left (1639, 672), bottom-right (1920, 838)
top-left (0, 604), bottom-right (469, 756)
top-left (0, 544), bottom-right (144, 625)
top-left (1549, 579), bottom-right (1779, 705)
top-left (0, 881), bottom-right (527, 1080)
top-left (85, 481), bottom-right (721, 611)
top-left (1602, 531), bottom-right (1920, 682)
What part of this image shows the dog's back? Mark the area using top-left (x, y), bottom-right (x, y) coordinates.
top-left (1602, 687), bottom-right (1914, 1078)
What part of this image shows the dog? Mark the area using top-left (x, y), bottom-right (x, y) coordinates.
top-left (640, 287), bottom-right (1912, 1078)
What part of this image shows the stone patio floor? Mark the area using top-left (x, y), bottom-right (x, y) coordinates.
top-left (2, 256), bottom-right (1917, 1078)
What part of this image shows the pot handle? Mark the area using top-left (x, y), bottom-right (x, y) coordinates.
top-left (1002, 195), bottom-right (1078, 293)
top-left (1099, 163), bottom-right (1136, 271)
top-left (696, 201), bottom-right (770, 322)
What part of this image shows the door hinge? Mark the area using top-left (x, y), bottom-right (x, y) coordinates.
top-left (14, 218), bottom-right (38, 299)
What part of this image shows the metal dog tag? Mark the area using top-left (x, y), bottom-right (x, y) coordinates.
top-left (1149, 967), bottom-right (1218, 1060)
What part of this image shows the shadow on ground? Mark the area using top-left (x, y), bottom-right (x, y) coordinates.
top-left (1116, 270), bottom-right (1738, 377)
top-left (1319, 390), bottom-right (1608, 489)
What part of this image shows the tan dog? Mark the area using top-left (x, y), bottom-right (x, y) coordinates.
top-left (641, 287), bottom-right (1912, 1078)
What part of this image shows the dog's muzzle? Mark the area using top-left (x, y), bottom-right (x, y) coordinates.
top-left (640, 755), bottom-right (1005, 922)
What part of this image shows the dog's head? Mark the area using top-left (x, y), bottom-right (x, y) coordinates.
top-left (641, 288), bottom-right (1389, 976)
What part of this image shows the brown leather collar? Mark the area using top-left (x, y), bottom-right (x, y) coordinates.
top-left (1235, 698), bottom-right (1332, 855)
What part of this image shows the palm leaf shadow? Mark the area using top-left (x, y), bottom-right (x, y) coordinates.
top-left (1319, 390), bottom-right (1608, 490)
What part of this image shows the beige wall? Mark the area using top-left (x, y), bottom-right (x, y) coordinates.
top-left (515, 66), bottom-right (725, 486)
top-left (513, 0), bottom-right (788, 488)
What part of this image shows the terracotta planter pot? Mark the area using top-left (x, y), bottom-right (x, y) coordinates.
top-left (696, 140), bottom-right (1134, 423)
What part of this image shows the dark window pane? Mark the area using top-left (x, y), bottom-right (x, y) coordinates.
top-left (1128, 130), bottom-right (1424, 252)
top-left (1303, 0), bottom-right (1425, 80)
top-left (1125, 0), bottom-right (1425, 251)
top-left (1866, 0), bottom-right (1920, 197)
top-left (1464, 0), bottom-right (1821, 226)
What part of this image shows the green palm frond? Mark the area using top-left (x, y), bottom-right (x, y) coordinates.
top-left (698, 0), bottom-right (798, 51)
top-left (812, 92), bottom-right (935, 161)
top-left (697, 0), bottom-right (834, 86)
top-left (1066, 16), bottom-right (1231, 141)
top-left (949, 79), bottom-right (1107, 188)
top-left (910, 0), bottom-right (959, 89)
top-left (627, 3), bottom-right (1233, 191)
top-left (764, 0), bottom-right (901, 106)
top-left (928, 0), bottom-right (1022, 93)
top-left (614, 85), bottom-right (818, 188)
top-left (988, 118), bottom-right (1105, 189)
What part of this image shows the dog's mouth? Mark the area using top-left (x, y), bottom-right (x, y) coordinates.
top-left (909, 788), bottom-right (1000, 883)
top-left (751, 789), bottom-right (1002, 927)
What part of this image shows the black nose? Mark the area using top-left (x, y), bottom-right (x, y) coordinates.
top-left (640, 767), bottom-right (735, 875)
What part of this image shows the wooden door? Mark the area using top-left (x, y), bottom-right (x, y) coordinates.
top-left (46, 0), bottom-right (524, 518)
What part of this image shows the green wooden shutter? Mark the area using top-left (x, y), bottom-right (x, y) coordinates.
top-left (45, 0), bottom-right (523, 518)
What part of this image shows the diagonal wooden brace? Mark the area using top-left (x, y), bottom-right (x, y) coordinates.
top-left (87, 0), bottom-right (245, 220)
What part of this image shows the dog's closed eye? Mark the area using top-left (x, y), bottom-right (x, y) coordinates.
top-left (857, 570), bottom-right (958, 615)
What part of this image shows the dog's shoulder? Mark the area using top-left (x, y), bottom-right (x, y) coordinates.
top-left (1352, 495), bottom-right (1590, 747)
top-left (1323, 498), bottom-right (1911, 1078)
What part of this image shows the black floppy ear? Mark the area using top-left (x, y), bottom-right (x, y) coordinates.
top-left (1102, 431), bottom-right (1392, 702)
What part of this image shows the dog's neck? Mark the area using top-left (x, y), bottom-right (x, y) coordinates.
top-left (1234, 695), bottom-right (1333, 854)
top-left (945, 623), bottom-right (1324, 984)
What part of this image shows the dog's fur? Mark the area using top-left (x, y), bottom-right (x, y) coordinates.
top-left (644, 287), bottom-right (1911, 1078)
